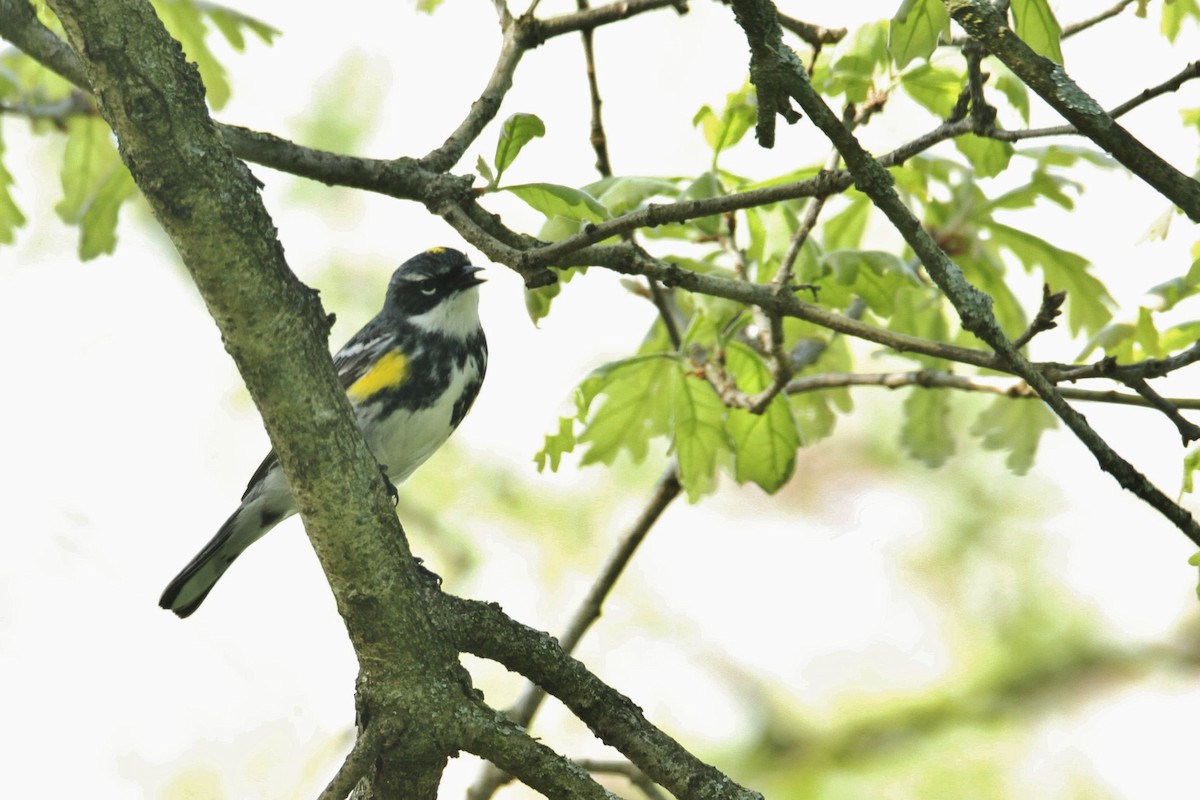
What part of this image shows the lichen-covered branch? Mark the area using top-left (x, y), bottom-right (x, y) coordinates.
top-left (439, 593), bottom-right (765, 800)
top-left (945, 0), bottom-right (1200, 221)
top-left (467, 465), bottom-right (681, 800)
top-left (725, 0), bottom-right (1200, 546)
top-left (460, 704), bottom-right (618, 800)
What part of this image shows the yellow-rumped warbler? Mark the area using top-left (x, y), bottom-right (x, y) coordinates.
top-left (159, 247), bottom-right (487, 618)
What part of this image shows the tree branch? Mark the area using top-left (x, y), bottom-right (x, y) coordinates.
top-left (724, 0), bottom-right (1200, 545)
top-left (775, 11), bottom-right (846, 48)
top-left (0, 0), bottom-right (89, 86)
top-left (468, 465), bottom-right (682, 800)
top-left (460, 704), bottom-right (618, 800)
top-left (526, 0), bottom-right (689, 42)
top-left (41, 2), bottom-right (485, 796)
top-left (419, 18), bottom-right (525, 173)
top-left (439, 593), bottom-right (764, 800)
top-left (1061, 0), bottom-right (1139, 39)
top-left (576, 0), bottom-right (614, 179)
top-left (576, 759), bottom-right (669, 800)
top-left (317, 725), bottom-right (381, 800)
top-left (784, 368), bottom-right (1200, 412)
top-left (1124, 377), bottom-right (1200, 444)
top-left (990, 59), bottom-right (1200, 143)
top-left (945, 0), bottom-right (1200, 221)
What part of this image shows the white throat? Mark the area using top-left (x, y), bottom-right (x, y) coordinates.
top-left (409, 287), bottom-right (481, 340)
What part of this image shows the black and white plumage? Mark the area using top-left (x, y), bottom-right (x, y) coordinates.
top-left (159, 248), bottom-right (487, 618)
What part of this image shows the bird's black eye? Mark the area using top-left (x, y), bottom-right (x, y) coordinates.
top-left (419, 281), bottom-right (437, 297)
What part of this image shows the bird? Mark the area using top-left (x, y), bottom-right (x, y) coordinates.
top-left (159, 247), bottom-right (487, 618)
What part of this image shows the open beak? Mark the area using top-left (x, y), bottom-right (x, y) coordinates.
top-left (456, 265), bottom-right (486, 289)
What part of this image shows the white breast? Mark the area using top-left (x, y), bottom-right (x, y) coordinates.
top-left (360, 358), bottom-right (481, 484)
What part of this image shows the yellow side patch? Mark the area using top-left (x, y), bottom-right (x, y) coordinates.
top-left (347, 349), bottom-right (409, 401)
top-left (425, 246), bottom-right (446, 254)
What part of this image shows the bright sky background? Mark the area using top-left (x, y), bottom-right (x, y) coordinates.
top-left (4, 1), bottom-right (1200, 798)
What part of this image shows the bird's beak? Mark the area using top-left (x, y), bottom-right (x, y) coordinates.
top-left (457, 265), bottom-right (486, 289)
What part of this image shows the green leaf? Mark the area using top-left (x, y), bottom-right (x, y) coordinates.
top-left (745, 202), bottom-right (800, 280)
top-left (900, 62), bottom-right (964, 118)
top-left (889, 285), bottom-right (956, 363)
top-left (199, 4), bottom-right (279, 51)
top-left (79, 165), bottom-right (136, 259)
top-left (153, 0), bottom-right (233, 109)
top-left (822, 192), bottom-right (871, 251)
top-left (818, 20), bottom-right (890, 103)
top-left (901, 389), bottom-right (955, 467)
top-left (589, 175), bottom-right (680, 216)
top-left (0, 133), bottom-right (26, 245)
top-left (969, 396), bottom-right (1057, 475)
top-left (1161, 320), bottom-right (1200, 352)
top-left (1134, 307), bottom-right (1163, 358)
top-left (1077, 321), bottom-right (1135, 362)
top-left (821, 249), bottom-right (922, 318)
top-left (524, 266), bottom-right (584, 325)
top-left (994, 67), bottom-right (1031, 124)
top-left (790, 391), bottom-right (843, 444)
top-left (493, 113), bottom-right (546, 184)
top-left (524, 278), bottom-right (561, 325)
top-left (504, 183), bottom-right (609, 223)
top-left (1162, 0), bottom-right (1200, 42)
top-left (1018, 144), bottom-right (1115, 169)
top-left (693, 84), bottom-right (756, 161)
top-left (953, 134), bottom-right (1013, 178)
top-left (1182, 447), bottom-right (1200, 495)
top-left (576, 355), bottom-right (678, 466)
top-left (723, 343), bottom-right (800, 493)
top-left (986, 222), bottom-right (1114, 336)
top-left (671, 370), bottom-right (730, 501)
top-left (890, 0), bottom-right (950, 68)
top-left (1011, 0), bottom-right (1064, 63)
top-left (534, 416), bottom-right (577, 473)
top-left (476, 155), bottom-right (495, 187)
top-left (55, 116), bottom-right (136, 259)
top-left (984, 169), bottom-right (1080, 212)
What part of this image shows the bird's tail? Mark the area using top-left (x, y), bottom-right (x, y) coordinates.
top-left (159, 501), bottom-right (289, 618)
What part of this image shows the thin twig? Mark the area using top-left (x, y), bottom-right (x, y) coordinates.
top-left (316, 727), bottom-right (380, 800)
top-left (948, 1), bottom-right (1200, 221)
top-left (420, 21), bottom-right (525, 173)
top-left (784, 368), bottom-right (1200, 411)
top-left (648, 279), bottom-right (684, 349)
top-left (1011, 284), bottom-right (1066, 350)
top-left (0, 90), bottom-right (95, 122)
top-left (443, 593), bottom-right (765, 800)
top-left (466, 466), bottom-right (683, 800)
top-left (577, 0), bottom-right (613, 179)
top-left (736, 0), bottom-right (1200, 543)
top-left (460, 704), bottom-right (616, 800)
top-left (1124, 377), bottom-right (1200, 444)
top-left (963, 39), bottom-right (997, 129)
top-left (524, 467), bottom-right (680, 713)
top-left (1061, 0), bottom-right (1138, 39)
top-left (775, 11), bottom-right (846, 48)
top-left (576, 759), bottom-right (669, 800)
top-left (528, 0), bottom-right (688, 42)
top-left (991, 60), bottom-right (1200, 143)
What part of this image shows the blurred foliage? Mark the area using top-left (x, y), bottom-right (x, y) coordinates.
top-left (8, 1), bottom-right (1200, 795)
top-left (0, 0), bottom-right (276, 258)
